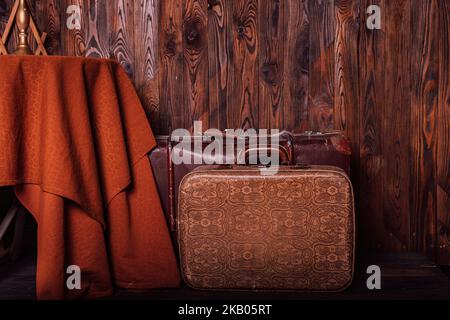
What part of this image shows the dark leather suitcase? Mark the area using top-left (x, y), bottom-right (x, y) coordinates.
top-left (292, 131), bottom-right (351, 175)
top-left (149, 137), bottom-right (173, 228)
top-left (150, 132), bottom-right (292, 231)
top-left (149, 131), bottom-right (351, 232)
top-left (177, 165), bottom-right (355, 291)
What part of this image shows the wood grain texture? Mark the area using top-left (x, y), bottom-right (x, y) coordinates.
top-left (228, 0), bottom-right (259, 130)
top-left (183, 0), bottom-right (209, 131)
top-left (0, 0), bottom-right (18, 52)
top-left (410, 0), bottom-right (440, 258)
top-left (134, 0), bottom-right (158, 80)
top-left (60, 0), bottom-right (86, 56)
top-left (134, 0), bottom-right (160, 130)
top-left (437, 1), bottom-right (450, 194)
top-left (159, 0), bottom-right (185, 132)
top-left (334, 0), bottom-right (360, 240)
top-left (358, 0), bottom-right (385, 250)
top-left (308, 0), bottom-right (335, 131)
top-left (207, 0), bottom-right (230, 130)
top-left (334, 0), bottom-right (359, 133)
top-left (436, 0), bottom-right (450, 264)
top-left (258, 0), bottom-right (285, 129)
top-left (437, 186), bottom-right (449, 264)
top-left (0, 0), bottom-right (449, 264)
top-left (110, 0), bottom-right (134, 74)
top-left (35, 0), bottom-right (61, 55)
top-left (83, 0), bottom-right (110, 58)
top-left (382, 0), bottom-right (411, 251)
top-left (0, 1), bottom-right (9, 23)
top-left (282, 0), bottom-right (309, 132)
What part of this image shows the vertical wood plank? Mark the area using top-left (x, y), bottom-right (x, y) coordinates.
top-left (60, 0), bottom-right (109, 58)
top-left (1, 0), bottom-right (18, 52)
top-left (334, 0), bottom-right (360, 239)
top-left (437, 186), bottom-right (450, 264)
top-left (60, 0), bottom-right (86, 56)
top-left (283, 0), bottom-right (309, 132)
top-left (308, 0), bottom-right (335, 131)
top-left (334, 0), bottom-right (359, 133)
top-left (25, 0), bottom-right (38, 52)
top-left (134, 0), bottom-right (161, 132)
top-left (183, 0), bottom-right (209, 131)
top-left (228, 0), bottom-right (259, 130)
top-left (35, 0), bottom-right (61, 55)
top-left (110, 0), bottom-right (134, 75)
top-left (358, 0), bottom-right (385, 250)
top-left (410, 0), bottom-right (439, 258)
top-left (207, 0), bottom-right (230, 130)
top-left (159, 0), bottom-right (185, 132)
top-left (436, 0), bottom-right (450, 264)
top-left (258, 0), bottom-right (285, 129)
top-left (83, 0), bottom-right (110, 58)
top-left (382, 0), bottom-right (411, 251)
top-left (134, 0), bottom-right (159, 80)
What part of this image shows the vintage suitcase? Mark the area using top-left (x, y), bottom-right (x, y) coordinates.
top-left (150, 132), bottom-right (293, 231)
top-left (149, 131), bottom-right (351, 232)
top-left (178, 165), bottom-right (355, 291)
top-left (292, 131), bottom-right (351, 175)
top-left (149, 136), bottom-right (174, 229)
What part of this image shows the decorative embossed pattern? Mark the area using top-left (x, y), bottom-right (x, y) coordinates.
top-left (179, 166), bottom-right (354, 291)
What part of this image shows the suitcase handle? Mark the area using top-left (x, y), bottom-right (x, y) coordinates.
top-left (237, 145), bottom-right (292, 165)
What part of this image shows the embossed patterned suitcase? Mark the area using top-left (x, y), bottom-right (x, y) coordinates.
top-left (178, 165), bottom-right (355, 291)
top-left (150, 132), bottom-right (293, 232)
top-left (150, 131), bottom-right (351, 233)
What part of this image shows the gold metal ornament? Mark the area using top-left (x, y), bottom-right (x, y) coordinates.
top-left (0, 0), bottom-right (48, 56)
top-left (13, 0), bottom-right (32, 55)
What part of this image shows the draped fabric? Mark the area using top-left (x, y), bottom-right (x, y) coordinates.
top-left (0, 55), bottom-right (181, 299)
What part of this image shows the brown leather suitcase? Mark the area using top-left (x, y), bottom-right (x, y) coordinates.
top-left (149, 136), bottom-right (173, 229)
top-left (292, 131), bottom-right (351, 175)
top-left (150, 132), bottom-right (293, 231)
top-left (149, 131), bottom-right (351, 233)
top-left (178, 165), bottom-right (355, 291)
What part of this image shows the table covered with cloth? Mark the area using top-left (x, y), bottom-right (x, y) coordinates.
top-left (0, 55), bottom-right (181, 299)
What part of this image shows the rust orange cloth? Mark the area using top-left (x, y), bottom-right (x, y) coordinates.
top-left (0, 55), bottom-right (181, 299)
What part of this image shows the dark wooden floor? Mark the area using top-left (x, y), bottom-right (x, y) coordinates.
top-left (1, 250), bottom-right (449, 300)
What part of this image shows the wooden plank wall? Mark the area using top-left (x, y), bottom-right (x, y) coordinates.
top-left (0, 0), bottom-right (448, 264)
top-left (436, 0), bottom-right (450, 265)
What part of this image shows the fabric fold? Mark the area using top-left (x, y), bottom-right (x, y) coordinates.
top-left (0, 55), bottom-right (181, 299)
